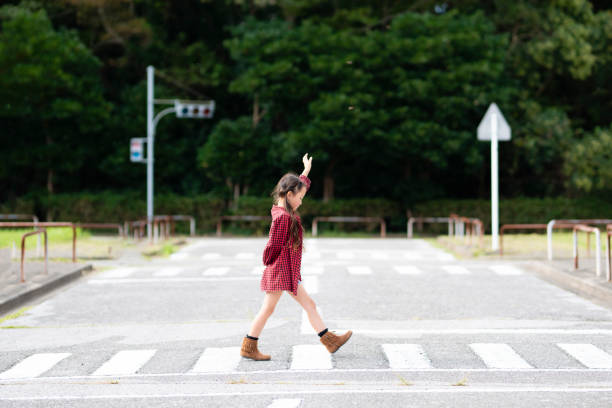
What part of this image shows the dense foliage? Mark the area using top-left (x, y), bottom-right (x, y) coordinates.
top-left (1, 0), bottom-right (611, 220)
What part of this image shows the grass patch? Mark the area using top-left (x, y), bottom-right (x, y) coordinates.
top-left (142, 242), bottom-right (178, 258)
top-left (0, 228), bottom-right (91, 249)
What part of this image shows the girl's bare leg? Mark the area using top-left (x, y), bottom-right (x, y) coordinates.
top-left (290, 283), bottom-right (326, 333)
top-left (248, 291), bottom-right (283, 338)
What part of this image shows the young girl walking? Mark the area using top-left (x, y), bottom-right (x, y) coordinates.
top-left (240, 153), bottom-right (353, 360)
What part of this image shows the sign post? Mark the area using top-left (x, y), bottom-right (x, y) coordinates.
top-left (477, 103), bottom-right (511, 251)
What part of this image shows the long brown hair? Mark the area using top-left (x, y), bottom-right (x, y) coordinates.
top-left (272, 173), bottom-right (305, 250)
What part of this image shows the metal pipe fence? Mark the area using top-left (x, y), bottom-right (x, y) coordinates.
top-left (0, 222), bottom-right (76, 262)
top-left (573, 224), bottom-right (601, 277)
top-left (20, 229), bottom-right (47, 283)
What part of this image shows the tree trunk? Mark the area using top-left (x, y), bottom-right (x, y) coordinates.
top-left (232, 183), bottom-right (240, 210)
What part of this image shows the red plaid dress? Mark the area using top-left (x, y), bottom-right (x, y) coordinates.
top-left (260, 175), bottom-right (311, 296)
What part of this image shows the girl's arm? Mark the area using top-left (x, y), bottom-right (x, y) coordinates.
top-left (301, 153), bottom-right (312, 178)
top-left (263, 214), bottom-right (290, 265)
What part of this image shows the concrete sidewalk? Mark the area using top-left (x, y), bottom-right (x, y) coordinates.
top-left (0, 248), bottom-right (92, 316)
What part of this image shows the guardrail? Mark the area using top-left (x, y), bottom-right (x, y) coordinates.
top-left (126, 220), bottom-right (147, 240)
top-left (407, 217), bottom-right (452, 238)
top-left (449, 214), bottom-right (483, 247)
top-left (312, 216), bottom-right (386, 238)
top-left (77, 223), bottom-right (124, 237)
top-left (0, 222), bottom-right (76, 262)
top-left (167, 215), bottom-right (196, 236)
top-left (217, 216), bottom-right (270, 237)
top-left (499, 223), bottom-right (576, 256)
top-left (573, 224), bottom-right (601, 277)
top-left (547, 219), bottom-right (612, 261)
top-left (20, 229), bottom-right (47, 283)
top-left (606, 224), bottom-right (611, 282)
top-left (2, 213), bottom-right (41, 254)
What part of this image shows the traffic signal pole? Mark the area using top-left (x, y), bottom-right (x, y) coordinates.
top-left (146, 66), bottom-right (154, 242)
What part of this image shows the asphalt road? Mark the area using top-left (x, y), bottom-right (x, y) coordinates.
top-left (1, 238), bottom-right (611, 407)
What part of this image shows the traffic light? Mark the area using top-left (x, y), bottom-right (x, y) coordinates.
top-left (174, 100), bottom-right (215, 119)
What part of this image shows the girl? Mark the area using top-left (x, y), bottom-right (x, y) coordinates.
top-left (240, 153), bottom-right (353, 360)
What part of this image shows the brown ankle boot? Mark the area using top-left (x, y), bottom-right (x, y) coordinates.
top-left (320, 330), bottom-right (353, 353)
top-left (240, 337), bottom-right (271, 361)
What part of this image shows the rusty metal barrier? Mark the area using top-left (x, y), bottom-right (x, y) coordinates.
top-left (407, 217), bottom-right (452, 238)
top-left (499, 223), bottom-right (575, 256)
top-left (126, 220), bottom-right (147, 240)
top-left (449, 214), bottom-right (483, 247)
top-left (547, 219), bottom-right (612, 261)
top-left (167, 215), bottom-right (196, 236)
top-left (20, 229), bottom-right (48, 283)
top-left (0, 222), bottom-right (76, 262)
top-left (217, 216), bottom-right (270, 237)
top-left (606, 224), bottom-right (611, 282)
top-left (312, 216), bottom-right (386, 238)
top-left (2, 213), bottom-right (41, 254)
top-left (77, 223), bottom-right (124, 237)
top-left (573, 224), bottom-right (601, 277)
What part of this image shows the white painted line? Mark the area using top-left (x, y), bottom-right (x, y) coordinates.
top-left (370, 251), bottom-right (389, 260)
top-left (93, 350), bottom-right (156, 376)
top-left (201, 253), bottom-right (221, 260)
top-left (169, 252), bottom-right (188, 260)
top-left (490, 265), bottom-right (523, 275)
top-left (236, 253), bottom-right (255, 260)
top-left (267, 399), bottom-right (302, 408)
top-left (337, 251), bottom-right (355, 260)
top-left (382, 344), bottom-right (432, 369)
top-left (347, 328), bottom-right (612, 335)
top-left (102, 268), bottom-right (136, 278)
top-left (469, 343), bottom-right (532, 369)
top-left (300, 307), bottom-right (323, 334)
top-left (403, 252), bottom-right (421, 260)
top-left (302, 276), bottom-right (318, 294)
top-left (5, 387), bottom-right (612, 401)
top-left (88, 277), bottom-right (259, 284)
top-left (251, 266), bottom-right (265, 275)
top-left (290, 345), bottom-right (332, 370)
top-left (442, 265), bottom-right (471, 275)
top-left (557, 343), bottom-right (612, 368)
top-left (394, 266), bottom-right (423, 275)
top-left (0, 353), bottom-right (71, 379)
top-left (191, 347), bottom-right (241, 373)
top-left (202, 267), bottom-right (229, 276)
top-left (302, 265), bottom-right (324, 275)
top-left (347, 266), bottom-right (372, 275)
top-left (153, 267), bottom-right (181, 277)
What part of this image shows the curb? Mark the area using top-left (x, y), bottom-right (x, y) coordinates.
top-left (525, 260), bottom-right (612, 307)
top-left (0, 264), bottom-right (93, 316)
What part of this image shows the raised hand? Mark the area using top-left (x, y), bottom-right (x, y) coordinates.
top-left (302, 153), bottom-right (313, 176)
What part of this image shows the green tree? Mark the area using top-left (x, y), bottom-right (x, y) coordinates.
top-left (564, 125), bottom-right (612, 194)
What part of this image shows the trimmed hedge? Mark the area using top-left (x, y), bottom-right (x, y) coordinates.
top-left (1, 192), bottom-right (610, 235)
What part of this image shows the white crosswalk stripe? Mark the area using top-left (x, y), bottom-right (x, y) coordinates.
top-left (347, 266), bottom-right (372, 275)
top-left (201, 253), bottom-right (221, 260)
top-left (394, 265), bottom-right (423, 275)
top-left (290, 345), bottom-right (332, 370)
top-left (93, 350), bottom-right (156, 376)
top-left (382, 344), bottom-right (432, 369)
top-left (442, 265), bottom-right (471, 275)
top-left (252, 266), bottom-right (265, 275)
top-left (490, 265), bottom-right (523, 275)
top-left (302, 265), bottom-right (324, 275)
top-left (0, 353), bottom-right (70, 379)
top-left (267, 399), bottom-right (302, 408)
top-left (469, 343), bottom-right (532, 369)
top-left (153, 267), bottom-right (181, 277)
top-left (202, 267), bottom-right (229, 276)
top-left (191, 347), bottom-right (242, 373)
top-left (236, 253), bottom-right (255, 260)
top-left (557, 343), bottom-right (612, 368)
top-left (102, 268), bottom-right (136, 278)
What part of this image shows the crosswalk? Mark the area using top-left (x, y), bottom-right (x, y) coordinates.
top-left (2, 342), bottom-right (611, 380)
top-left (169, 250), bottom-right (456, 262)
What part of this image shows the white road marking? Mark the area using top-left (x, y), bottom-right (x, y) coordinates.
top-left (191, 347), bottom-right (241, 373)
top-left (337, 251), bottom-right (355, 260)
top-left (290, 345), bottom-right (332, 370)
top-left (347, 266), bottom-right (372, 275)
top-left (382, 344), bottom-right (432, 369)
top-left (442, 265), bottom-right (471, 275)
top-left (394, 265), bottom-right (423, 275)
top-left (302, 251), bottom-right (321, 261)
top-left (469, 343), bottom-right (532, 369)
top-left (201, 253), bottom-right (221, 260)
top-left (267, 399), bottom-right (302, 408)
top-left (202, 267), bottom-right (229, 276)
top-left (490, 265), bottom-right (523, 275)
top-left (88, 277), bottom-right (259, 284)
top-left (557, 343), bottom-right (612, 368)
top-left (153, 267), bottom-right (181, 277)
top-left (302, 276), bottom-right (318, 294)
top-left (236, 253), bottom-right (255, 260)
top-left (252, 266), bottom-right (265, 275)
top-left (93, 350), bottom-right (156, 376)
top-left (0, 353), bottom-right (70, 379)
top-left (302, 265), bottom-right (324, 275)
top-left (102, 268), bottom-right (136, 278)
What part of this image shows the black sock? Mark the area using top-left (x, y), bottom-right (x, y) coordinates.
top-left (246, 334), bottom-right (258, 340)
top-left (318, 328), bottom-right (328, 337)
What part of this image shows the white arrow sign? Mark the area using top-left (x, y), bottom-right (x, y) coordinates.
top-left (477, 103), bottom-right (511, 141)
top-left (477, 102), bottom-right (511, 252)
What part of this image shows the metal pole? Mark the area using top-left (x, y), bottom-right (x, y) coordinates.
top-left (147, 66), bottom-right (154, 242)
top-left (491, 112), bottom-right (499, 251)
